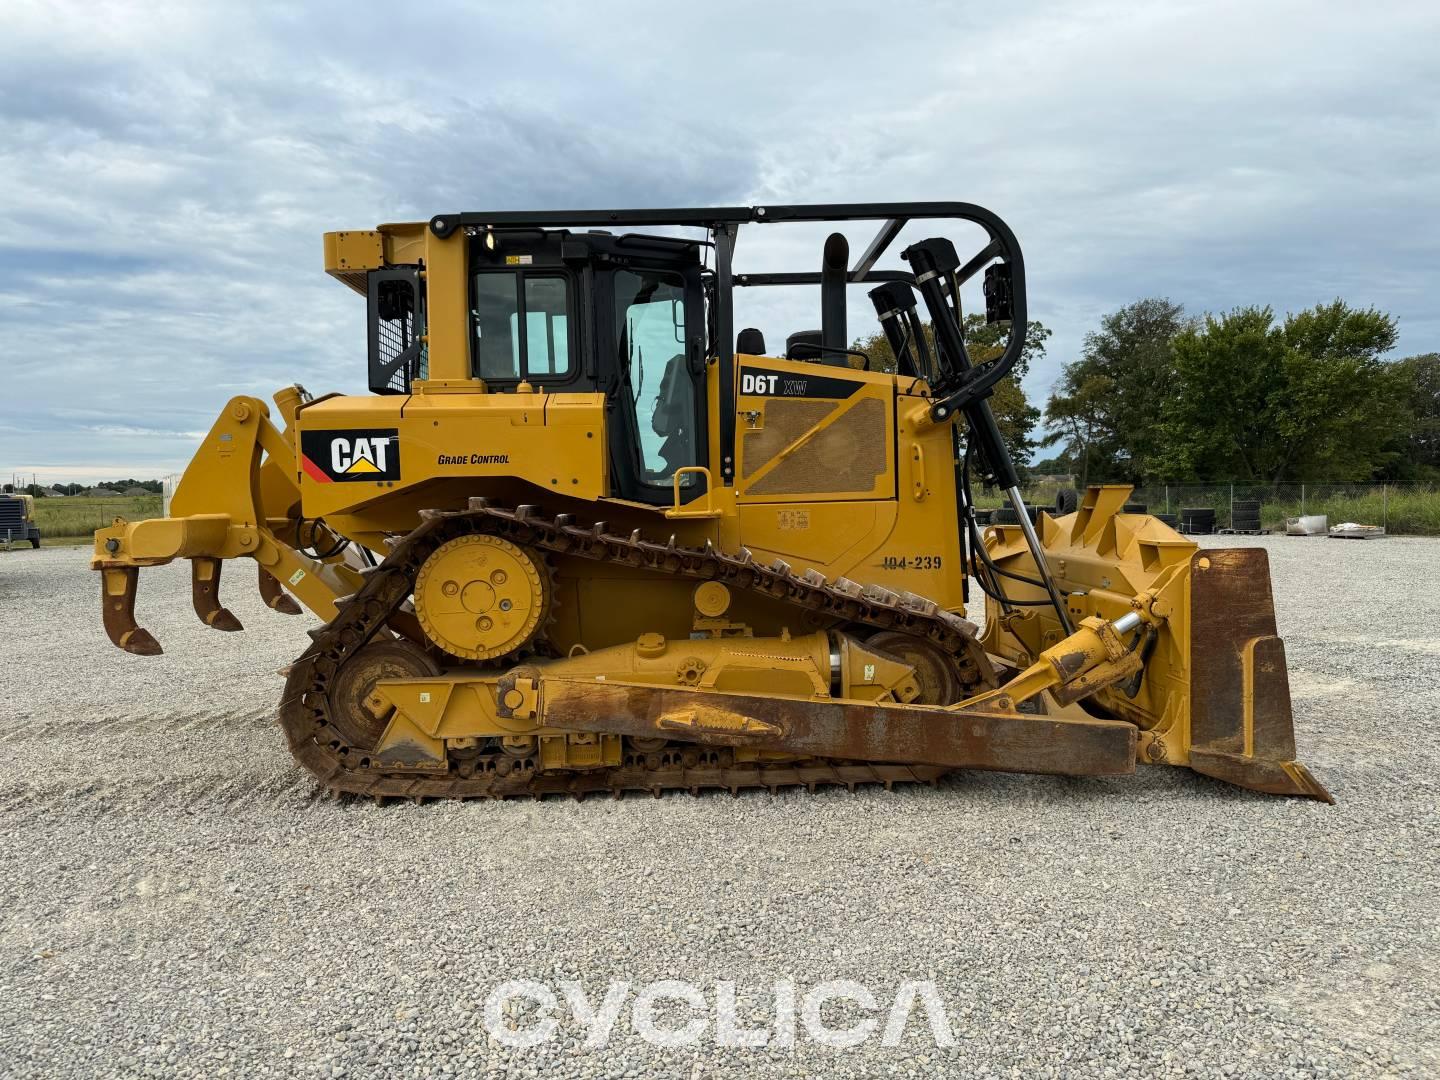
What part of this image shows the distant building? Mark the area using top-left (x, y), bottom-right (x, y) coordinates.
top-left (122, 486), bottom-right (151, 496)
top-left (39, 487), bottom-right (67, 498)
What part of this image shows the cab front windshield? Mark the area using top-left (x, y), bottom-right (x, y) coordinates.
top-left (614, 270), bottom-right (695, 485)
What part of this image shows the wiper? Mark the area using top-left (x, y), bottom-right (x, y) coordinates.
top-left (629, 316), bottom-right (644, 403)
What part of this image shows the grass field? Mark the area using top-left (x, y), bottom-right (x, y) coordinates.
top-left (1135, 488), bottom-right (1440, 535)
top-left (26, 494), bottom-right (161, 544)
top-left (1220, 489), bottom-right (1440, 534)
top-left (948, 483), bottom-right (1440, 534)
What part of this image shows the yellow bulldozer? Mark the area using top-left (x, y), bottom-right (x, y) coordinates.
top-left (92, 202), bottom-right (1329, 801)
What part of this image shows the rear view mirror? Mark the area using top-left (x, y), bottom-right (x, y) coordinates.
top-left (983, 263), bottom-right (1014, 324)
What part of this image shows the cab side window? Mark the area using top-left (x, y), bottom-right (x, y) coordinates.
top-left (472, 272), bottom-right (572, 382)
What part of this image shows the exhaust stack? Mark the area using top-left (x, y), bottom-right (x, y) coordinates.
top-left (820, 232), bottom-right (848, 356)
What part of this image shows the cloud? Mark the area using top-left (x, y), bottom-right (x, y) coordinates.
top-left (1, 0), bottom-right (1436, 482)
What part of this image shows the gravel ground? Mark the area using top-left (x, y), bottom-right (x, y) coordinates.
top-left (0, 537), bottom-right (1436, 1078)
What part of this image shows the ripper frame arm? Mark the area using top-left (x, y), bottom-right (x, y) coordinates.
top-left (92, 391), bottom-right (359, 654)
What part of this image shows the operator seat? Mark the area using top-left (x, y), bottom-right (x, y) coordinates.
top-left (786, 329), bottom-right (853, 368)
top-left (737, 327), bottom-right (766, 355)
top-left (651, 353), bottom-right (695, 477)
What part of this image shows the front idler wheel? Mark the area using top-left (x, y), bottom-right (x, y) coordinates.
top-left (327, 639), bottom-right (441, 751)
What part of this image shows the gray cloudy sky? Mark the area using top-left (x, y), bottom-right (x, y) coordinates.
top-left (2, 0), bottom-right (1436, 483)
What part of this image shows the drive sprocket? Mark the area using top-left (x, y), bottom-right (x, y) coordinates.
top-left (413, 534), bottom-right (551, 661)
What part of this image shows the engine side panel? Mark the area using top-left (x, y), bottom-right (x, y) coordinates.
top-left (294, 388), bottom-right (609, 520)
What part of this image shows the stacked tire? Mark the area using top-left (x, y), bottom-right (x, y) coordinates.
top-left (1122, 502), bottom-right (1148, 514)
top-left (972, 508), bottom-right (995, 526)
top-left (995, 504), bottom-right (1039, 526)
top-left (1180, 507), bottom-right (1216, 534)
top-left (1156, 513), bottom-right (1180, 529)
top-left (1231, 498), bottom-right (1262, 532)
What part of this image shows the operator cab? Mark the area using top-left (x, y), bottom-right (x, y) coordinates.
top-left (470, 229), bottom-right (710, 505)
top-left (366, 204), bottom-right (1026, 514)
top-left (372, 228), bottom-right (707, 507)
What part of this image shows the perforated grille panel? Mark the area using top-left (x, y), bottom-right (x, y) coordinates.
top-left (368, 269), bottom-right (428, 395)
top-left (376, 309), bottom-right (428, 393)
top-left (742, 397), bottom-right (887, 496)
top-left (742, 400), bottom-right (832, 479)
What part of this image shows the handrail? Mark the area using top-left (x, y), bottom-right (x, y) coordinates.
top-left (664, 467), bottom-right (719, 519)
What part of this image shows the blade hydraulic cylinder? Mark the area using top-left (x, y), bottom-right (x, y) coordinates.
top-left (869, 281), bottom-right (936, 381)
top-left (1006, 483), bottom-right (1073, 634)
top-left (901, 238), bottom-right (1073, 633)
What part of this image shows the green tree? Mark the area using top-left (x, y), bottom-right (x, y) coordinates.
top-left (1040, 298), bottom-right (1189, 481)
top-left (1040, 368), bottom-right (1114, 487)
top-left (1158, 300), bottom-right (1406, 482)
top-left (852, 316), bottom-right (1049, 473)
top-left (1029, 455), bottom-right (1072, 475)
top-left (1382, 353), bottom-right (1440, 480)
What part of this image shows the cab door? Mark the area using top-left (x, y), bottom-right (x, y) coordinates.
top-left (582, 239), bottom-right (705, 507)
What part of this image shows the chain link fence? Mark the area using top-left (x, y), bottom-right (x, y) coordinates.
top-left (982, 481), bottom-right (1440, 535)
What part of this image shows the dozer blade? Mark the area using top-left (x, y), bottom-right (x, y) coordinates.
top-left (1187, 549), bottom-right (1332, 802)
top-left (100, 566), bottom-right (162, 655)
top-left (542, 680), bottom-right (1138, 779)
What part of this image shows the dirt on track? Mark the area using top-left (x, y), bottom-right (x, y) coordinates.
top-left (0, 538), bottom-right (1436, 1078)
